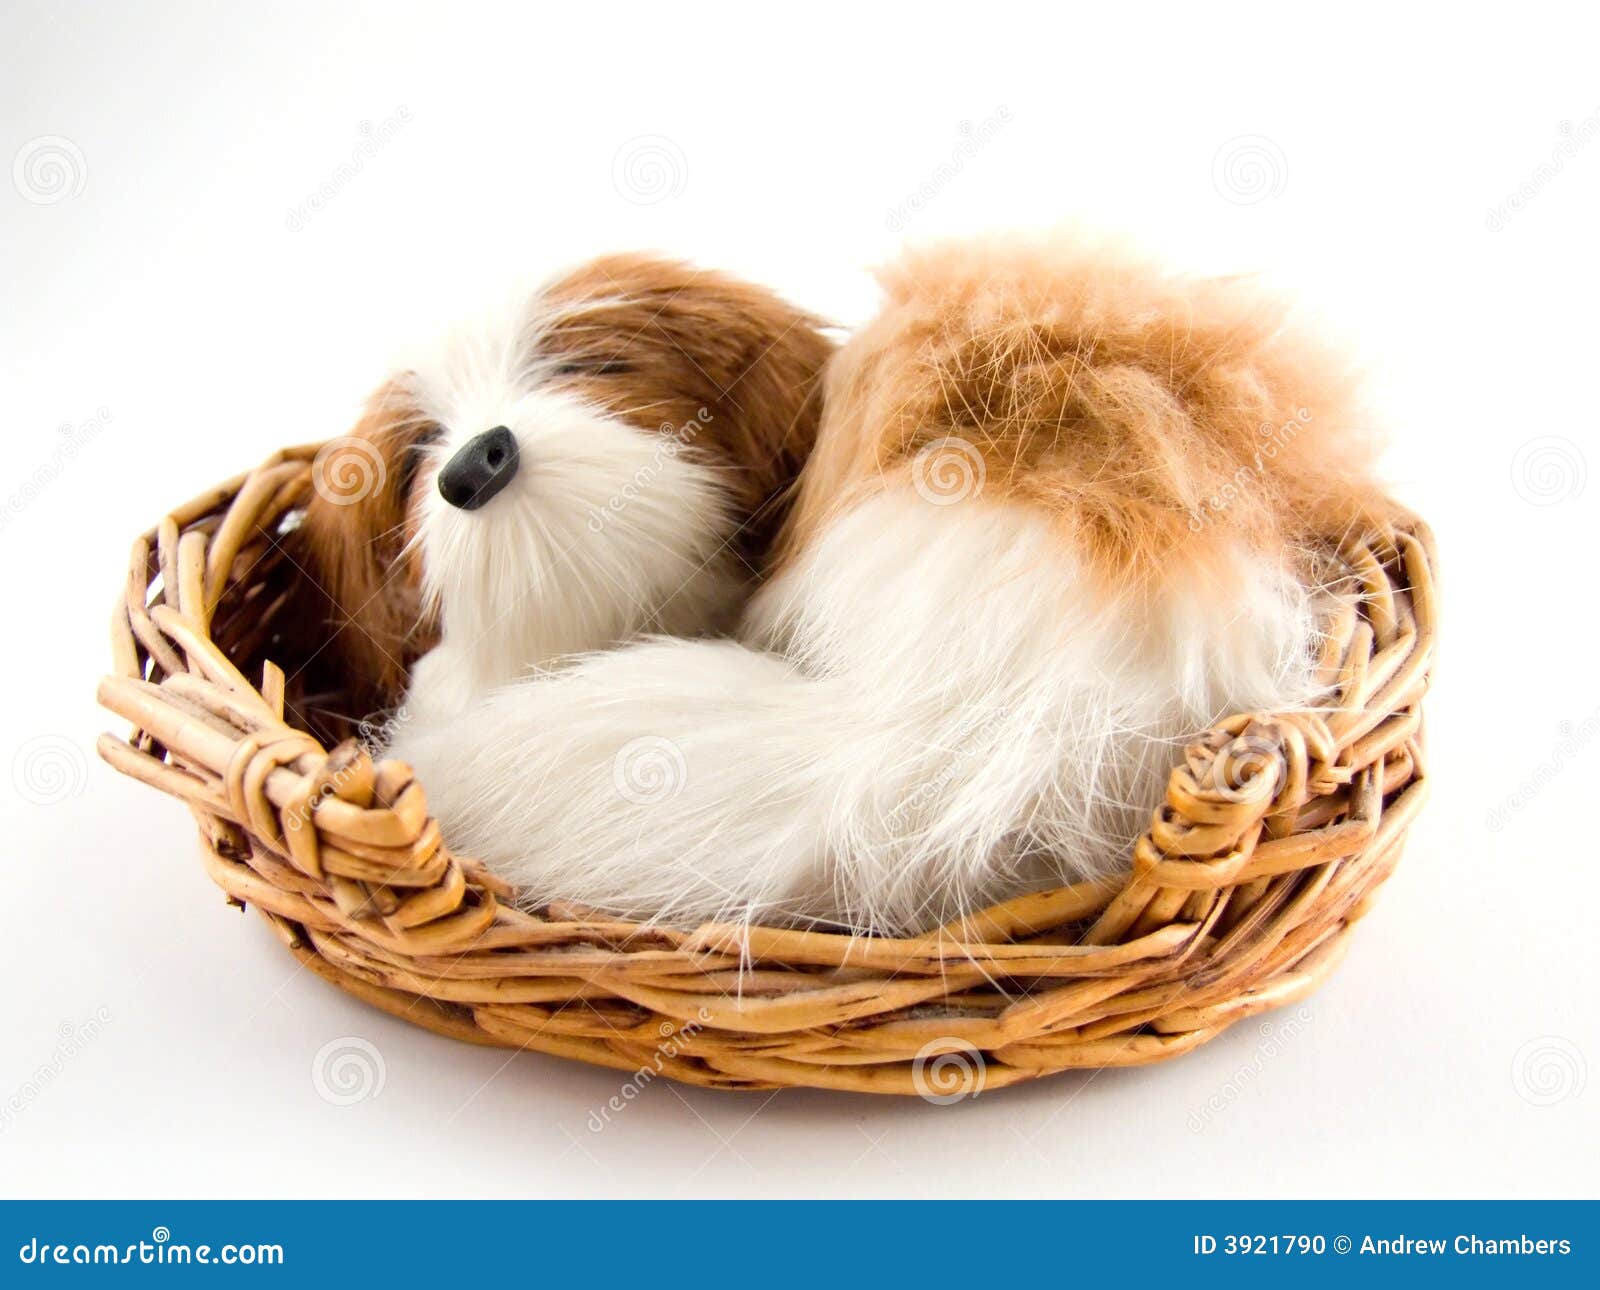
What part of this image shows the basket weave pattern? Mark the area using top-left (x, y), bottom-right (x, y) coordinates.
top-left (97, 446), bottom-right (1436, 1094)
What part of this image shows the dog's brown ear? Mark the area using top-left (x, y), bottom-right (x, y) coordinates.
top-left (542, 254), bottom-right (836, 570)
top-left (294, 379), bottom-right (438, 716)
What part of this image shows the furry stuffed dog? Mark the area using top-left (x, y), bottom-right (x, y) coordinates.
top-left (295, 253), bottom-right (834, 724)
top-left (388, 232), bottom-right (1396, 934)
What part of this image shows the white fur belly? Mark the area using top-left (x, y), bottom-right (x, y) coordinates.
top-left (390, 490), bottom-right (1325, 934)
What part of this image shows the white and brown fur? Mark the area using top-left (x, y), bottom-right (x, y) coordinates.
top-left (385, 232), bottom-right (1396, 935)
top-left (296, 253), bottom-right (834, 724)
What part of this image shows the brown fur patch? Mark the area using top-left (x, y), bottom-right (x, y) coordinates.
top-left (296, 379), bottom-right (437, 717)
top-left (293, 255), bottom-right (832, 716)
top-left (780, 234), bottom-right (1395, 589)
top-left (536, 253), bottom-right (833, 566)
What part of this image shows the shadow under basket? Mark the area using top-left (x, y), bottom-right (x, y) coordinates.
top-left (97, 444), bottom-right (1437, 1096)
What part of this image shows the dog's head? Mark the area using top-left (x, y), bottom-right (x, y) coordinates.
top-left (297, 254), bottom-right (832, 712)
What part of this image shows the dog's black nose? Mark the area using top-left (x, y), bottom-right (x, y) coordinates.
top-left (437, 426), bottom-right (519, 510)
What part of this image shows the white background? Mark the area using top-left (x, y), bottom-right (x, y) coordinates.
top-left (2, 0), bottom-right (1596, 1198)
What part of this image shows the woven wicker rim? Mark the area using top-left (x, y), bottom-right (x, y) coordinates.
top-left (96, 443), bottom-right (1436, 1095)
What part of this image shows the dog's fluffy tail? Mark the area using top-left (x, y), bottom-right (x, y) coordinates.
top-left (388, 491), bottom-right (1323, 935)
top-left (388, 633), bottom-right (843, 927)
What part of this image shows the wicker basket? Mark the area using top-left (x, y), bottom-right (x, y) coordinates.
top-left (96, 444), bottom-right (1436, 1095)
